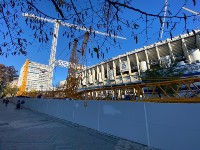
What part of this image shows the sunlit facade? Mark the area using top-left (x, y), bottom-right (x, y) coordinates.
top-left (18, 61), bottom-right (49, 91)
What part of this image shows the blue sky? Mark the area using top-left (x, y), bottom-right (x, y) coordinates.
top-left (0, 0), bottom-right (199, 86)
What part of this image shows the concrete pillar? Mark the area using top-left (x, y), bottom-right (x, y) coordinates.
top-left (113, 61), bottom-right (117, 82)
top-left (118, 89), bottom-right (121, 99)
top-left (84, 70), bottom-right (87, 84)
top-left (144, 50), bottom-right (150, 69)
top-left (96, 66), bottom-right (100, 80)
top-left (124, 90), bottom-right (127, 95)
top-left (118, 58), bottom-right (124, 83)
top-left (155, 46), bottom-right (161, 64)
top-left (88, 69), bottom-right (91, 84)
top-left (101, 64), bottom-right (105, 83)
top-left (196, 33), bottom-right (200, 49)
top-left (167, 42), bottom-right (175, 62)
top-left (181, 38), bottom-right (192, 63)
top-left (126, 55), bottom-right (132, 74)
top-left (92, 68), bottom-right (95, 84)
top-left (119, 58), bottom-right (122, 74)
top-left (135, 53), bottom-right (140, 75)
top-left (95, 91), bottom-right (98, 98)
top-left (106, 63), bottom-right (109, 79)
top-left (84, 70), bottom-right (87, 85)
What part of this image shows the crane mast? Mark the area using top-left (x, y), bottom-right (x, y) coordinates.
top-left (65, 39), bottom-right (78, 97)
top-left (65, 32), bottom-right (90, 98)
top-left (49, 22), bottom-right (59, 90)
top-left (182, 7), bottom-right (200, 16)
top-left (160, 0), bottom-right (168, 39)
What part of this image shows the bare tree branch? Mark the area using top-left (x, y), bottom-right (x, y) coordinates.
top-left (0, 0), bottom-right (199, 59)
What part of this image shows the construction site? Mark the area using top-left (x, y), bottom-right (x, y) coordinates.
top-left (16, 16), bottom-right (200, 102)
top-left (5, 7), bottom-right (200, 150)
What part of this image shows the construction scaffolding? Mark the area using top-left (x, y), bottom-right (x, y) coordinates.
top-left (75, 77), bottom-right (200, 103)
top-left (24, 77), bottom-right (200, 103)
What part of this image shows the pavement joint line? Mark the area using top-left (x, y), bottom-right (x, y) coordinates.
top-left (20, 107), bottom-right (150, 147)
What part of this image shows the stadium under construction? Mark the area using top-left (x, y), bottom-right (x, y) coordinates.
top-left (17, 30), bottom-right (200, 96)
top-left (78, 30), bottom-right (200, 90)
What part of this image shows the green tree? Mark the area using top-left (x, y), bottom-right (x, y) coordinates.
top-left (0, 64), bottom-right (18, 97)
top-left (141, 62), bottom-right (184, 97)
top-left (3, 85), bottom-right (18, 97)
top-left (142, 63), bottom-right (183, 82)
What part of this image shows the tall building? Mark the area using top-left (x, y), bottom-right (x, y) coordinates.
top-left (59, 80), bottom-right (66, 88)
top-left (18, 59), bottom-right (50, 92)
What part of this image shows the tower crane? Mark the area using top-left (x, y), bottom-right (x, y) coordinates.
top-left (65, 32), bottom-right (90, 98)
top-left (160, 0), bottom-right (168, 39)
top-left (22, 13), bottom-right (126, 91)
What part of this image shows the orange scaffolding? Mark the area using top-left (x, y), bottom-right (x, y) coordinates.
top-left (25, 77), bottom-right (200, 103)
top-left (75, 77), bottom-right (200, 103)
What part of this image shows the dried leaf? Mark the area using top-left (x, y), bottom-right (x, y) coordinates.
top-left (187, 29), bottom-right (190, 35)
top-left (159, 17), bottom-right (163, 26)
top-left (133, 23), bottom-right (139, 29)
top-left (93, 47), bottom-right (98, 53)
top-left (170, 32), bottom-right (173, 40)
top-left (192, 0), bottom-right (196, 6)
top-left (82, 14), bottom-right (84, 20)
top-left (123, 0), bottom-right (126, 7)
top-left (114, 38), bottom-right (116, 44)
top-left (183, 13), bottom-right (187, 24)
top-left (46, 34), bottom-right (49, 41)
top-left (171, 23), bottom-right (176, 30)
top-left (166, 22), bottom-right (169, 28)
top-left (17, 38), bottom-right (20, 44)
top-left (89, 26), bottom-right (92, 34)
top-left (135, 35), bottom-right (138, 43)
top-left (192, 30), bottom-right (196, 35)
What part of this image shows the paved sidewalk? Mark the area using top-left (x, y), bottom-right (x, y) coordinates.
top-left (0, 99), bottom-right (156, 150)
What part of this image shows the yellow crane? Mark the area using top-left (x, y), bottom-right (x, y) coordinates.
top-left (16, 59), bottom-right (29, 96)
top-left (65, 32), bottom-right (90, 98)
